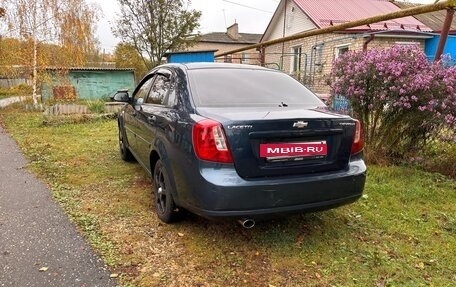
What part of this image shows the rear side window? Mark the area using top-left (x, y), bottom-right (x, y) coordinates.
top-left (187, 69), bottom-right (324, 108)
top-left (134, 77), bottom-right (154, 105)
top-left (146, 74), bottom-right (171, 105)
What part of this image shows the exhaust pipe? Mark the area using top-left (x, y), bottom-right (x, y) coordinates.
top-left (238, 218), bottom-right (255, 229)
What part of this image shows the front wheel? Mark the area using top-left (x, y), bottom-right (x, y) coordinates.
top-left (153, 159), bottom-right (180, 223)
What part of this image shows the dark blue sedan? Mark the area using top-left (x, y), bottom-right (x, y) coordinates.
top-left (115, 63), bottom-right (366, 228)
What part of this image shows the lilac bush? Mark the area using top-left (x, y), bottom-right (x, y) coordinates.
top-left (329, 45), bottom-right (456, 160)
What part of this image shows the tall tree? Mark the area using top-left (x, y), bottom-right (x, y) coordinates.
top-left (114, 43), bottom-right (148, 81)
top-left (113, 0), bottom-right (201, 69)
top-left (57, 0), bottom-right (100, 66)
top-left (11, 0), bottom-right (57, 104)
top-left (2, 0), bottom-right (99, 105)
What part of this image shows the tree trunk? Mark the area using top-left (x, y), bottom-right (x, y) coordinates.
top-left (32, 36), bottom-right (38, 106)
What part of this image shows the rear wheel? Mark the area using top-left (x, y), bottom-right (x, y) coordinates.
top-left (118, 128), bottom-right (134, 161)
top-left (153, 159), bottom-right (180, 223)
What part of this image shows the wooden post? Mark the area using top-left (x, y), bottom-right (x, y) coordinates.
top-left (434, 9), bottom-right (455, 61)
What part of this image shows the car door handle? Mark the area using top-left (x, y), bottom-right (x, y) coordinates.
top-left (148, 116), bottom-right (157, 123)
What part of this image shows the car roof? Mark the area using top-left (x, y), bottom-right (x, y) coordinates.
top-left (161, 62), bottom-right (273, 71)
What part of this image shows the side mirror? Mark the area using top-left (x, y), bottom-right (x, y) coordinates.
top-left (112, 90), bottom-right (130, 102)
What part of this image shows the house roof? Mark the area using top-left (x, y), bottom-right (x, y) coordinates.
top-left (199, 32), bottom-right (262, 44)
top-left (293, 0), bottom-right (431, 32)
top-left (43, 67), bottom-right (135, 71)
top-left (394, 1), bottom-right (456, 32)
top-left (164, 50), bottom-right (218, 56)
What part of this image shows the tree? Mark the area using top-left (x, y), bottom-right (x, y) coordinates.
top-left (2, 0), bottom-right (99, 105)
top-left (114, 43), bottom-right (148, 81)
top-left (113, 0), bottom-right (201, 69)
top-left (57, 0), bottom-right (100, 67)
top-left (329, 45), bottom-right (456, 161)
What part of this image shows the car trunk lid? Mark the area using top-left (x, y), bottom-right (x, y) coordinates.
top-left (196, 107), bottom-right (357, 179)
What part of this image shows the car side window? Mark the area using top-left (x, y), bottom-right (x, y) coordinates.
top-left (134, 77), bottom-right (154, 105)
top-left (145, 74), bottom-right (171, 105)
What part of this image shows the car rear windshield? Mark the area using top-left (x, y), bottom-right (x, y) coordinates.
top-left (187, 68), bottom-right (325, 108)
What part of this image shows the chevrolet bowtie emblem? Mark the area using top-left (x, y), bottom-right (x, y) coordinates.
top-left (293, 121), bottom-right (308, 128)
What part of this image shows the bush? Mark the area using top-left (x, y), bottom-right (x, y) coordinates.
top-left (0, 84), bottom-right (32, 98)
top-left (86, 100), bottom-right (105, 114)
top-left (419, 136), bottom-right (456, 178)
top-left (329, 45), bottom-right (456, 162)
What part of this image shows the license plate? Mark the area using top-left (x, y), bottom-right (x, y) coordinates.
top-left (260, 142), bottom-right (327, 158)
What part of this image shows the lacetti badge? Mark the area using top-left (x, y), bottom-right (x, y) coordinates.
top-left (260, 142), bottom-right (327, 158)
top-left (293, 121), bottom-right (308, 128)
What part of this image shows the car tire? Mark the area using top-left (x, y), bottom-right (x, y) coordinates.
top-left (153, 159), bottom-right (180, 223)
top-left (118, 127), bottom-right (134, 162)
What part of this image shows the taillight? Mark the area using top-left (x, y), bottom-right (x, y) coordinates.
top-left (192, 119), bottom-right (233, 163)
top-left (351, 119), bottom-right (364, 155)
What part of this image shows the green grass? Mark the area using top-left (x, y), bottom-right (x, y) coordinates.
top-left (1, 105), bottom-right (455, 287)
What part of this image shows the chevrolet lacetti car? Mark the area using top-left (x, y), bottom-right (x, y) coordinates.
top-left (114, 62), bottom-right (366, 228)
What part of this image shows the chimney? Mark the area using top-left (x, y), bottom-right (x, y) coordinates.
top-left (226, 23), bottom-right (239, 40)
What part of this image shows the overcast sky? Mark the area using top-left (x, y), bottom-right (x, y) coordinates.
top-left (91, 0), bottom-right (437, 53)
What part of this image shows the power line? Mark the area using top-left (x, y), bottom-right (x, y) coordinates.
top-left (221, 0), bottom-right (273, 13)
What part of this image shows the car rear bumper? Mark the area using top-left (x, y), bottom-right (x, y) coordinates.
top-left (179, 158), bottom-right (366, 219)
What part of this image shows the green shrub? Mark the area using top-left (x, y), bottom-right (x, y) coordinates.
top-left (86, 100), bottom-right (105, 114)
top-left (418, 138), bottom-right (456, 178)
top-left (0, 84), bottom-right (32, 98)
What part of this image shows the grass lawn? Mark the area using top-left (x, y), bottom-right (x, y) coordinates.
top-left (1, 105), bottom-right (455, 287)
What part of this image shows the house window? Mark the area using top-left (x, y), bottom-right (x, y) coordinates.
top-left (224, 55), bottom-right (232, 63)
top-left (335, 44), bottom-right (350, 59)
top-left (291, 46), bottom-right (302, 73)
top-left (241, 53), bottom-right (250, 64)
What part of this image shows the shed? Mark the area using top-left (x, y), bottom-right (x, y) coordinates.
top-left (394, 2), bottom-right (456, 64)
top-left (165, 50), bottom-right (218, 63)
top-left (41, 67), bottom-right (135, 100)
top-left (425, 35), bottom-right (456, 63)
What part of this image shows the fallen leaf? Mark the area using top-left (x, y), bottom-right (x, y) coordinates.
top-left (178, 232), bottom-right (184, 237)
top-left (38, 267), bottom-right (48, 272)
top-left (110, 273), bottom-right (119, 278)
top-left (315, 272), bottom-right (321, 279)
top-left (140, 266), bottom-right (150, 273)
